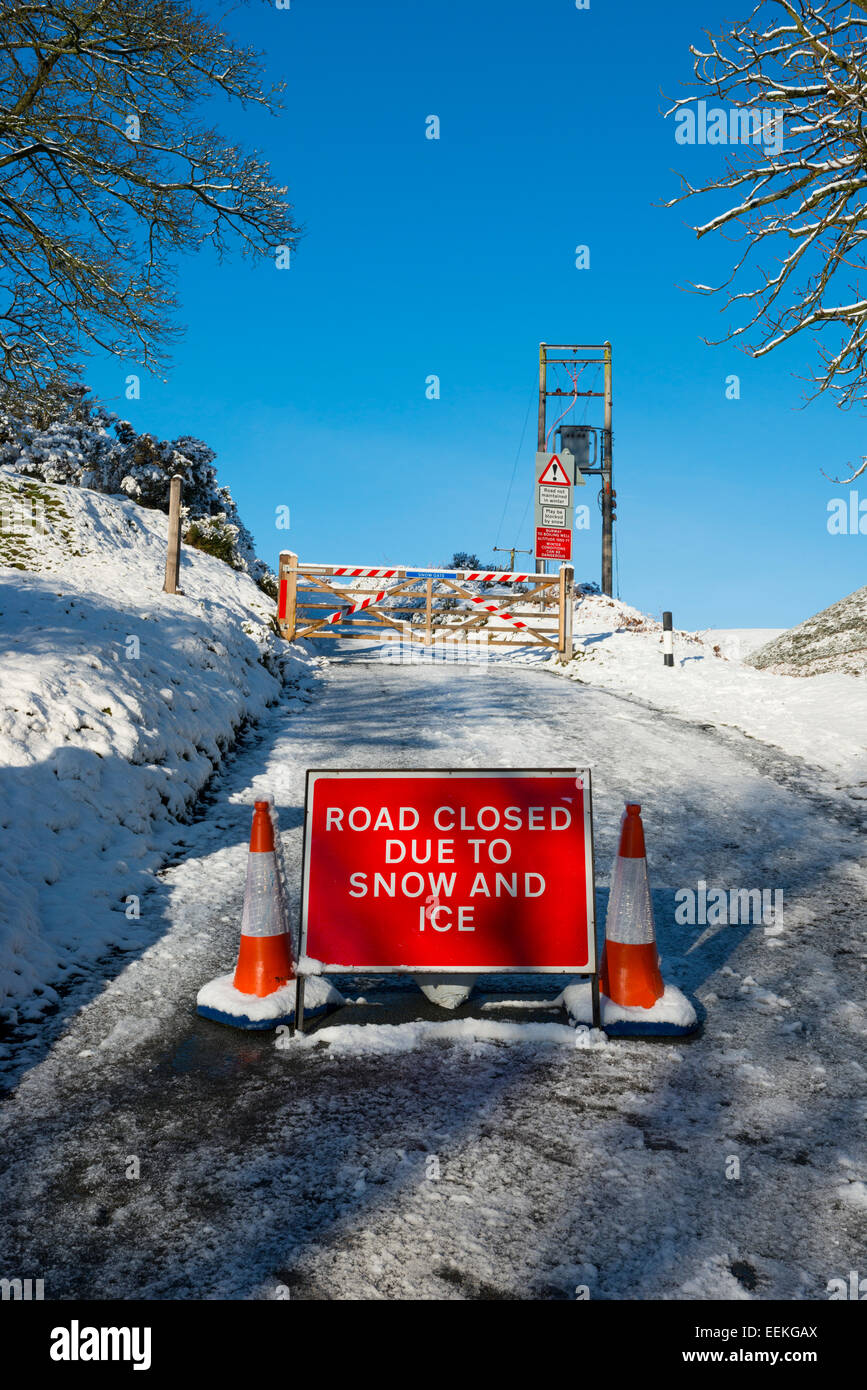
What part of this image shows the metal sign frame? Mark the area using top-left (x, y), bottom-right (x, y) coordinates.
top-left (534, 452), bottom-right (575, 564)
top-left (295, 767), bottom-right (599, 1030)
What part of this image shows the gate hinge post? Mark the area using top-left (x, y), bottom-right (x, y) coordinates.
top-left (278, 550), bottom-right (298, 640)
top-left (559, 564), bottom-right (574, 663)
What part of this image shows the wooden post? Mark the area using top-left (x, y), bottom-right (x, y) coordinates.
top-left (278, 550), bottom-right (298, 640)
top-left (558, 564), bottom-right (574, 663)
top-left (163, 474), bottom-right (183, 594)
top-left (424, 578), bottom-right (433, 645)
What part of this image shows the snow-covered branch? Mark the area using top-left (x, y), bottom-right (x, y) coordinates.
top-left (665, 0), bottom-right (867, 410)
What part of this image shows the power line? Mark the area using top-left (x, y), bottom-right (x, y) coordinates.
top-left (494, 381), bottom-right (535, 549)
top-left (515, 475), bottom-right (533, 545)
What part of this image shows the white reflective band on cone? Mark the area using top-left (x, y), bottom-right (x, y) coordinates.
top-left (663, 630), bottom-right (674, 655)
top-left (240, 854), bottom-right (286, 937)
top-left (606, 856), bottom-right (656, 945)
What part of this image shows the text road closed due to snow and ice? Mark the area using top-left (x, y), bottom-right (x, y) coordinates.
top-left (301, 771), bottom-right (595, 971)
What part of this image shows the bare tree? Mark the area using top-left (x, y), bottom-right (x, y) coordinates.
top-left (0, 0), bottom-right (298, 410)
top-left (665, 0), bottom-right (867, 479)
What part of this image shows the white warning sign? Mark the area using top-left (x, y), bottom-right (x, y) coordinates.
top-left (542, 506), bottom-right (566, 527)
top-left (539, 484), bottom-right (570, 507)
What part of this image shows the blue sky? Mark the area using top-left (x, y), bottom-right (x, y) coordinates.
top-left (85, 0), bottom-right (866, 629)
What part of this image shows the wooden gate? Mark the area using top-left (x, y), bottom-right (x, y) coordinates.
top-left (275, 552), bottom-right (574, 662)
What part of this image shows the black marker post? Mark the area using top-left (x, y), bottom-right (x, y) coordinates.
top-left (662, 611), bottom-right (674, 667)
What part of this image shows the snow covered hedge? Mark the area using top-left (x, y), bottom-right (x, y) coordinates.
top-left (747, 585), bottom-right (867, 677)
top-left (0, 478), bottom-right (314, 1030)
top-left (0, 388), bottom-right (276, 597)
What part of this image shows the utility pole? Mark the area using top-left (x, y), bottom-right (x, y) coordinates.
top-left (494, 546), bottom-right (532, 572)
top-left (534, 341), bottom-right (614, 596)
top-left (537, 343), bottom-right (548, 575)
top-left (601, 341), bottom-right (613, 597)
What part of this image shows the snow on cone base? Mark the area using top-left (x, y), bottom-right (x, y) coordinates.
top-left (196, 973), bottom-right (343, 1031)
top-left (559, 981), bottom-right (698, 1037)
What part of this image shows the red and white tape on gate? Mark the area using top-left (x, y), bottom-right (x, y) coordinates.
top-left (333, 567), bottom-right (532, 583)
top-left (463, 571), bottom-right (532, 583)
top-left (321, 589), bottom-right (530, 631)
top-left (324, 589), bottom-right (390, 624)
top-left (466, 596), bottom-right (529, 629)
top-left (333, 567), bottom-right (399, 578)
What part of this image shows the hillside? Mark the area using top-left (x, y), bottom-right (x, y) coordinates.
top-left (0, 467), bottom-right (314, 1027)
top-left (746, 586), bottom-right (867, 678)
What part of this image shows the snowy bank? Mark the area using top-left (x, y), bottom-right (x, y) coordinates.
top-left (0, 469), bottom-right (315, 1023)
top-left (747, 584), bottom-right (867, 678)
top-left (501, 594), bottom-right (865, 800)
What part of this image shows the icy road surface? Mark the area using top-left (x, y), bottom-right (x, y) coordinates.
top-left (1, 656), bottom-right (864, 1300)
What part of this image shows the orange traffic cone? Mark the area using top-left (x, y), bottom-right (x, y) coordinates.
top-left (600, 803), bottom-right (665, 1008)
top-left (232, 800), bottom-right (295, 995)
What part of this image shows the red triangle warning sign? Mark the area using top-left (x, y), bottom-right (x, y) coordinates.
top-left (538, 454), bottom-right (571, 486)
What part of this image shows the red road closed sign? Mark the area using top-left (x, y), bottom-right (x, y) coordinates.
top-left (300, 769), bottom-right (596, 973)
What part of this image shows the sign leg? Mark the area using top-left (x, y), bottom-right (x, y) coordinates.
top-left (591, 972), bottom-right (601, 1031)
top-left (292, 977), bottom-right (305, 1036)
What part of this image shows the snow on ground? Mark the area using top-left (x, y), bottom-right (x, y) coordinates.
top-left (280, 1017), bottom-right (597, 1054)
top-left (499, 593), bottom-right (865, 803)
top-left (0, 530), bottom-right (864, 1299)
top-left (0, 654), bottom-right (863, 1299)
top-left (328, 577), bottom-right (863, 799)
top-left (0, 469), bottom-right (315, 1031)
top-left (698, 628), bottom-right (785, 659)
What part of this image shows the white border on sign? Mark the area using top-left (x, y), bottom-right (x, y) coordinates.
top-left (298, 768), bottom-right (597, 974)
